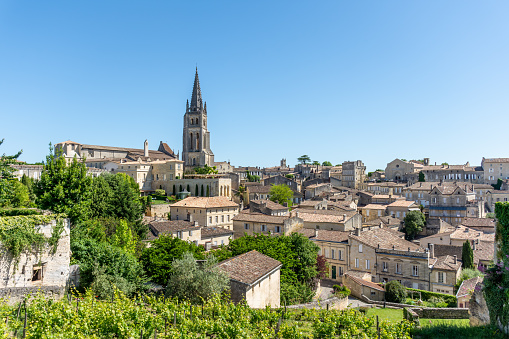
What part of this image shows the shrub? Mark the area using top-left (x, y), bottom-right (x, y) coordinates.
top-left (155, 189), bottom-right (166, 196)
top-left (406, 288), bottom-right (457, 307)
top-left (333, 284), bottom-right (351, 299)
top-left (385, 280), bottom-right (406, 303)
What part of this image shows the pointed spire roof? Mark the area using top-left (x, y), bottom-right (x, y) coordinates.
top-left (190, 67), bottom-right (202, 110)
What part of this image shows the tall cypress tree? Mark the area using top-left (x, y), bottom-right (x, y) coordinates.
top-left (462, 240), bottom-right (475, 269)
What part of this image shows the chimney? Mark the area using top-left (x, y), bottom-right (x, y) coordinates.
top-left (188, 214), bottom-right (193, 223)
top-left (314, 229), bottom-right (318, 238)
top-left (343, 214), bottom-right (347, 221)
top-left (473, 240), bottom-right (476, 250)
top-left (194, 221), bottom-right (199, 227)
top-left (355, 227), bottom-right (361, 236)
top-left (144, 139), bottom-right (149, 157)
top-left (429, 243), bottom-right (435, 259)
top-left (453, 255), bottom-right (457, 264)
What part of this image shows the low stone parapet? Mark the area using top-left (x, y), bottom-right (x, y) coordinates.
top-left (287, 296), bottom-right (348, 310)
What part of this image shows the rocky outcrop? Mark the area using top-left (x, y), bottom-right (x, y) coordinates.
top-left (469, 285), bottom-right (490, 326)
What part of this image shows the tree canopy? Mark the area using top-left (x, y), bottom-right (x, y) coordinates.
top-left (418, 171), bottom-right (425, 182)
top-left (297, 155), bottom-right (311, 164)
top-left (403, 210), bottom-right (426, 240)
top-left (322, 161), bottom-right (332, 166)
top-left (194, 165), bottom-right (218, 175)
top-left (269, 184), bottom-right (293, 206)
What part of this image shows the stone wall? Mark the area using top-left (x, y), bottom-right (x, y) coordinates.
top-left (411, 307), bottom-right (469, 319)
top-left (287, 296), bottom-right (348, 310)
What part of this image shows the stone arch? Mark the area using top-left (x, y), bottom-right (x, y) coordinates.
top-left (195, 118), bottom-right (199, 125)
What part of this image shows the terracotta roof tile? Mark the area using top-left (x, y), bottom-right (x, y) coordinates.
top-left (345, 273), bottom-right (385, 291)
top-left (217, 250), bottom-right (282, 286)
top-left (171, 197), bottom-right (238, 209)
top-left (351, 228), bottom-right (420, 251)
top-left (456, 276), bottom-right (483, 298)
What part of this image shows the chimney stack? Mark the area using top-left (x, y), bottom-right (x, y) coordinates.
top-left (188, 214), bottom-right (193, 223)
top-left (453, 255), bottom-right (457, 264)
top-left (429, 243), bottom-right (435, 258)
top-left (314, 229), bottom-right (318, 238)
top-left (144, 139), bottom-right (149, 157)
top-left (355, 227), bottom-right (361, 236)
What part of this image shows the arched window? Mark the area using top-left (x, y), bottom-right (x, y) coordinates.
top-left (195, 118), bottom-right (199, 125)
top-left (193, 158), bottom-right (196, 166)
top-left (196, 134), bottom-right (200, 149)
top-left (190, 133), bottom-right (193, 150)
top-left (190, 118), bottom-right (193, 125)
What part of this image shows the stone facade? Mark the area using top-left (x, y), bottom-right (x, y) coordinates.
top-left (170, 197), bottom-right (239, 230)
top-left (232, 212), bottom-right (303, 239)
top-left (0, 217), bottom-right (71, 304)
top-left (342, 160), bottom-right (366, 189)
top-left (482, 157), bottom-right (509, 185)
top-left (160, 177), bottom-right (232, 198)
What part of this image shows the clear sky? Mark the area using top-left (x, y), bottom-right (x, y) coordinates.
top-left (1, 1), bottom-right (508, 171)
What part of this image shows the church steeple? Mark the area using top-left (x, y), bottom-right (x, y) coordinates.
top-left (190, 67), bottom-right (202, 110)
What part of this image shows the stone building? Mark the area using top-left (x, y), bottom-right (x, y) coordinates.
top-left (116, 158), bottom-right (184, 192)
top-left (429, 252), bottom-right (462, 295)
top-left (262, 175), bottom-right (300, 192)
top-left (343, 273), bottom-right (385, 301)
top-left (429, 184), bottom-right (477, 226)
top-left (366, 182), bottom-right (405, 195)
top-left (304, 183), bottom-right (332, 199)
top-left (417, 164), bottom-right (484, 184)
top-left (182, 69), bottom-right (214, 168)
top-left (385, 200), bottom-right (420, 220)
top-left (384, 158), bottom-right (426, 182)
top-left (307, 230), bottom-right (349, 281)
top-left (482, 157), bottom-right (509, 185)
top-left (292, 209), bottom-right (361, 232)
top-left (249, 199), bottom-right (289, 216)
top-left (341, 160), bottom-right (366, 189)
top-left (232, 211), bottom-right (303, 239)
top-left (486, 190), bottom-right (509, 212)
top-left (217, 250), bottom-right (282, 308)
top-left (161, 176), bottom-right (232, 198)
top-left (170, 197), bottom-right (239, 230)
top-left (0, 214), bottom-right (71, 303)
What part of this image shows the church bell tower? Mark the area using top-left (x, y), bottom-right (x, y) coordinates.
top-left (182, 68), bottom-right (214, 168)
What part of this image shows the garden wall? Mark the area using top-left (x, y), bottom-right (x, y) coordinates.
top-left (404, 307), bottom-right (469, 320)
top-left (287, 296), bottom-right (348, 310)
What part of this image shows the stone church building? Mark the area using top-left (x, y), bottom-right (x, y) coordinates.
top-left (182, 68), bottom-right (214, 168)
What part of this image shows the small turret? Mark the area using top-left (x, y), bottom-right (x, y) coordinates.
top-left (144, 139), bottom-right (149, 157)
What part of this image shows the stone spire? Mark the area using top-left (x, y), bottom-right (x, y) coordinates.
top-left (190, 67), bottom-right (202, 110)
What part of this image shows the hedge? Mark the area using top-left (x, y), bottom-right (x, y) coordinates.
top-left (406, 288), bottom-right (457, 307)
top-left (0, 208), bottom-right (42, 217)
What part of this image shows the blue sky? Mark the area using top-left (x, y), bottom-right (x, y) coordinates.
top-left (1, 1), bottom-right (508, 171)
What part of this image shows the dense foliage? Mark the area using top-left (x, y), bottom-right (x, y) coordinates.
top-left (402, 210), bottom-right (425, 240)
top-left (462, 240), bottom-right (475, 269)
top-left (385, 280), bottom-right (406, 303)
top-left (454, 268), bottom-right (484, 291)
top-left (297, 155), bottom-right (310, 165)
top-left (405, 288), bottom-right (457, 307)
top-left (268, 184), bottom-right (294, 207)
top-left (166, 252), bottom-right (229, 303)
top-left (483, 201), bottom-right (509, 326)
top-left (194, 164), bottom-right (218, 174)
top-left (0, 290), bottom-right (415, 339)
top-left (418, 171), bottom-right (425, 182)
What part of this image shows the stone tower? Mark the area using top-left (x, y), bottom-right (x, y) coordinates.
top-left (182, 68), bottom-right (214, 168)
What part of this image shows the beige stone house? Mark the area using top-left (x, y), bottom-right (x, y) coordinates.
top-left (366, 182), bottom-right (405, 195)
top-left (429, 253), bottom-right (462, 295)
top-left (363, 216), bottom-right (402, 231)
top-left (166, 176), bottom-right (232, 198)
top-left (232, 211), bottom-right (303, 239)
top-left (486, 190), bottom-right (509, 212)
top-left (482, 157), bottom-right (509, 185)
top-left (343, 273), bottom-right (385, 301)
top-left (385, 158), bottom-right (425, 182)
top-left (217, 250), bottom-right (282, 308)
top-left (170, 197), bottom-right (239, 230)
top-left (309, 230), bottom-right (349, 281)
top-left (361, 204), bottom-right (387, 223)
top-left (341, 160), bottom-right (366, 189)
top-left (429, 184), bottom-right (476, 226)
top-left (386, 200), bottom-right (420, 220)
top-left (305, 183), bottom-right (332, 199)
top-left (293, 209), bottom-right (361, 232)
top-left (249, 199), bottom-right (289, 216)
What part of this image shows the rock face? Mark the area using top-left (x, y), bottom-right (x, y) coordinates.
top-left (469, 285), bottom-right (490, 327)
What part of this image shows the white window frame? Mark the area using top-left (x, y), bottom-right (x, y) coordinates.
top-left (355, 258), bottom-right (359, 268)
top-left (412, 265), bottom-right (419, 277)
top-left (359, 244), bottom-right (363, 253)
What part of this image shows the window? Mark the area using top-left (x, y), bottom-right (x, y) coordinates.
top-left (209, 217), bottom-right (212, 223)
top-left (227, 215), bottom-right (230, 222)
top-left (215, 216), bottom-right (218, 223)
top-left (382, 261), bottom-right (388, 272)
top-left (366, 259), bottom-right (370, 270)
top-left (221, 215), bottom-right (224, 222)
top-left (338, 266), bottom-right (344, 276)
top-left (412, 265), bottom-right (419, 277)
top-left (275, 226), bottom-right (281, 233)
top-left (244, 223), bottom-right (249, 230)
top-left (338, 250), bottom-right (343, 260)
top-left (438, 272), bottom-right (444, 283)
top-left (396, 263), bottom-right (402, 274)
top-left (189, 230), bottom-right (193, 236)
top-left (32, 265), bottom-right (44, 282)
top-left (261, 224), bottom-right (267, 232)
top-left (331, 249), bottom-right (335, 259)
top-left (359, 244), bottom-right (363, 253)
top-left (355, 258), bottom-right (359, 268)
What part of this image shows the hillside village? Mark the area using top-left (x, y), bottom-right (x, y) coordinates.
top-left (1, 69), bottom-right (509, 337)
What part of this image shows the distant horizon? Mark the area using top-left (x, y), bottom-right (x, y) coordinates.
top-left (1, 1), bottom-right (508, 171)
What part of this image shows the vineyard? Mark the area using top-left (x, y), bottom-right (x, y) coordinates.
top-left (0, 290), bottom-right (415, 339)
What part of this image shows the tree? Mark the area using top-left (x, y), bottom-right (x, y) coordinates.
top-left (312, 161), bottom-right (320, 166)
top-left (140, 235), bottom-right (205, 286)
top-left (322, 161), bottom-right (332, 167)
top-left (316, 254), bottom-right (329, 279)
top-left (462, 240), bottom-right (475, 269)
top-left (35, 146), bottom-right (92, 223)
top-left (165, 252), bottom-right (229, 303)
top-left (194, 165), bottom-right (218, 175)
top-left (195, 185), bottom-right (198, 196)
top-left (206, 185), bottom-right (210, 197)
top-left (0, 138), bottom-right (22, 179)
top-left (155, 189), bottom-right (166, 196)
top-left (492, 178), bottom-right (503, 190)
top-left (418, 171), bottom-right (425, 182)
top-left (285, 174), bottom-right (294, 179)
top-left (269, 184), bottom-right (293, 206)
top-left (454, 268), bottom-right (483, 291)
top-left (441, 162), bottom-right (449, 166)
top-left (297, 155), bottom-right (311, 165)
top-left (385, 280), bottom-right (406, 303)
top-left (0, 139), bottom-right (23, 207)
top-left (110, 219), bottom-right (137, 256)
top-left (246, 170), bottom-right (260, 182)
top-left (403, 210), bottom-right (425, 240)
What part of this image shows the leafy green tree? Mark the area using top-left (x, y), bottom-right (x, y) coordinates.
top-left (35, 146), bottom-right (92, 223)
top-left (155, 189), bottom-right (165, 196)
top-left (385, 280), bottom-right (406, 303)
top-left (110, 219), bottom-right (137, 255)
top-left (312, 161), bottom-right (320, 166)
top-left (403, 210), bottom-right (426, 240)
top-left (21, 174), bottom-right (36, 203)
top-left (297, 155), bottom-right (311, 165)
top-left (140, 235), bottom-right (205, 286)
top-left (246, 170), bottom-right (260, 182)
top-left (194, 165), bottom-right (218, 175)
top-left (441, 162), bottom-right (449, 166)
top-left (0, 138), bottom-right (21, 179)
top-left (454, 268), bottom-right (483, 291)
top-left (492, 178), bottom-right (503, 190)
top-left (285, 174), bottom-right (294, 179)
top-left (418, 171), bottom-right (425, 182)
top-left (322, 161), bottom-right (332, 167)
top-left (269, 184), bottom-right (293, 206)
top-left (462, 241), bottom-right (475, 269)
top-left (71, 237), bottom-right (146, 298)
top-left (165, 252), bottom-right (229, 303)
top-left (0, 139), bottom-right (23, 207)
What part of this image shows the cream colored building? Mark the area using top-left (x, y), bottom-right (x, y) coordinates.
top-left (311, 230), bottom-right (349, 281)
top-left (386, 200), bottom-right (420, 220)
top-left (361, 204), bottom-right (387, 223)
top-left (117, 159), bottom-right (184, 192)
top-left (232, 211), bottom-right (303, 238)
top-left (482, 157), bottom-right (509, 185)
top-left (293, 209), bottom-right (361, 232)
top-left (170, 197), bottom-right (239, 230)
top-left (218, 250), bottom-right (281, 308)
top-left (486, 190), bottom-right (509, 212)
top-left (429, 254), bottom-right (462, 295)
top-left (160, 176), bottom-right (232, 198)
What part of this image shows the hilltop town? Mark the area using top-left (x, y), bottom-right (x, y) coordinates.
top-left (1, 69), bottom-right (508, 337)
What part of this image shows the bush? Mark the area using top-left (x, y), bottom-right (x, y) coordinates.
top-left (0, 208), bottom-right (41, 217)
top-left (333, 284), bottom-right (351, 299)
top-left (385, 280), bottom-right (407, 303)
top-left (155, 189), bottom-right (166, 196)
top-left (406, 288), bottom-right (457, 307)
